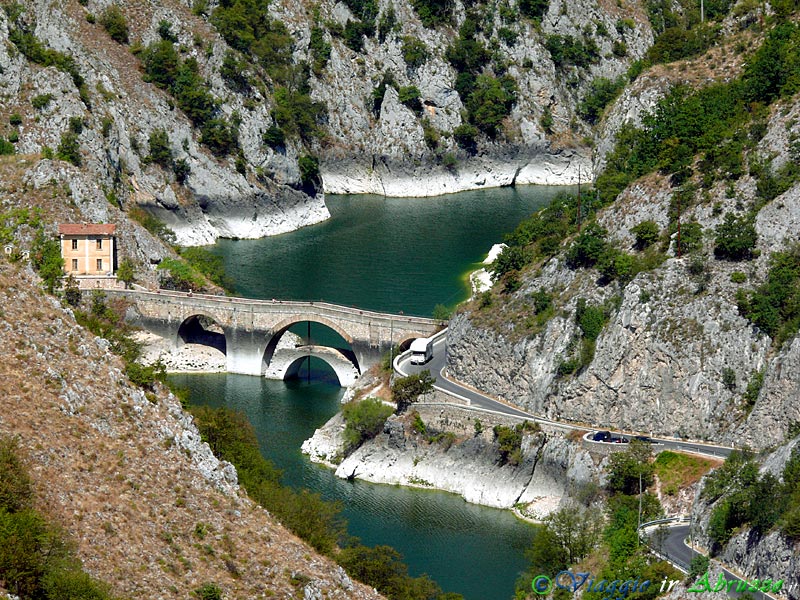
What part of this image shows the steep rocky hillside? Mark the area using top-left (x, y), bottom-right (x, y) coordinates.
top-left (446, 4), bottom-right (800, 451)
top-left (0, 258), bottom-right (382, 598)
top-left (0, 0), bottom-right (658, 245)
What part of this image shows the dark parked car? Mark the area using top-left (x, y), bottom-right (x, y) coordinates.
top-left (634, 435), bottom-right (653, 444)
top-left (592, 430), bottom-right (611, 442)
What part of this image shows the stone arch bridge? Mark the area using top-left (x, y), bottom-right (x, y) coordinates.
top-left (104, 289), bottom-right (440, 383)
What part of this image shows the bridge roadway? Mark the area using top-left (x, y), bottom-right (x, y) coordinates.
top-left (396, 331), bottom-right (734, 460)
top-left (103, 288), bottom-right (440, 380)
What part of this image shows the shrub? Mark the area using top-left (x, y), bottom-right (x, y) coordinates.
top-left (298, 154), bottom-right (320, 187)
top-left (465, 74), bottom-right (516, 136)
top-left (158, 19), bottom-right (178, 43)
top-left (173, 158), bottom-right (191, 184)
top-left (566, 222), bottom-right (608, 268)
top-left (147, 129), bottom-right (173, 167)
top-left (452, 123), bottom-right (478, 152)
top-left (100, 5), bottom-right (129, 44)
top-left (579, 76), bottom-right (626, 124)
top-left (194, 583), bottom-right (223, 600)
top-left (630, 220), bottom-right (660, 250)
top-left (409, 0), bottom-right (453, 28)
top-left (714, 212), bottom-right (757, 260)
top-left (519, 0), bottom-right (548, 20)
top-left (539, 107), bottom-right (554, 133)
top-left (179, 246), bottom-right (234, 292)
top-left (0, 138), bottom-right (14, 155)
top-left (9, 113), bottom-right (22, 126)
top-left (730, 271), bottom-right (746, 284)
top-left (392, 370), bottom-right (434, 413)
top-left (398, 85), bottom-right (422, 114)
top-left (545, 34), bottom-right (599, 69)
top-left (343, 398), bottom-right (394, 451)
top-left (401, 36), bottom-right (428, 69)
top-left (31, 93), bottom-right (53, 110)
top-left (56, 131), bottom-right (81, 166)
top-left (263, 125), bottom-right (285, 149)
top-left (674, 220), bottom-right (704, 255)
top-left (309, 26), bottom-right (331, 74)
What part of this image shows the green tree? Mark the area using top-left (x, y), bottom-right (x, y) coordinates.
top-left (714, 212), bottom-right (758, 261)
top-left (100, 5), bottom-right (129, 44)
top-left (116, 259), bottom-right (136, 289)
top-left (630, 220), bottom-right (660, 250)
top-left (31, 230), bottom-right (63, 293)
top-left (392, 370), bottom-right (434, 413)
top-left (605, 440), bottom-right (654, 495)
top-left (566, 222), bottom-right (608, 268)
top-left (56, 131), bottom-right (81, 166)
top-left (63, 274), bottom-right (82, 307)
top-left (299, 154), bottom-right (320, 188)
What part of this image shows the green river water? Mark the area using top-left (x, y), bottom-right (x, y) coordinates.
top-left (174, 185), bottom-right (570, 600)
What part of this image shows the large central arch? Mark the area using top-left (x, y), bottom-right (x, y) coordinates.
top-left (263, 316), bottom-right (361, 377)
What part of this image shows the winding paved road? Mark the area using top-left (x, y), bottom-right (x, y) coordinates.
top-left (395, 331), bottom-right (735, 459)
top-left (645, 525), bottom-right (773, 599)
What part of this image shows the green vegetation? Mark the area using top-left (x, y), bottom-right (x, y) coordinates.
top-left (9, 29), bottom-right (90, 107)
top-left (189, 404), bottom-right (463, 599)
top-left (392, 370), bottom-right (434, 413)
top-left (30, 229), bottom-right (63, 294)
top-left (545, 34), bottom-right (599, 69)
top-left (493, 421), bottom-right (538, 466)
top-left (31, 93), bottom-right (53, 110)
top-left (299, 154), bottom-right (320, 188)
top-left (140, 41), bottom-right (237, 156)
top-left (703, 448), bottom-right (800, 551)
top-left (128, 206), bottom-right (176, 245)
top-left (630, 220), bottom-right (660, 250)
top-left (194, 583), bottom-right (223, 600)
top-left (179, 247), bottom-right (235, 292)
top-left (741, 369), bottom-right (764, 414)
top-left (100, 5), bottom-right (129, 44)
top-left (519, 0), bottom-right (548, 20)
top-left (309, 26), bottom-right (331, 75)
top-left (342, 398), bottom-right (394, 451)
top-left (56, 131), bottom-right (81, 166)
top-left (116, 259), bottom-right (136, 289)
top-left (653, 451), bottom-right (715, 496)
top-left (271, 85), bottom-right (326, 143)
top-left (557, 297), bottom-right (621, 377)
top-left (736, 246), bottom-right (800, 347)
top-left (401, 36), bottom-right (428, 70)
top-left (579, 76), bottom-right (626, 124)
top-left (0, 435), bottom-right (116, 600)
top-left (713, 212), bottom-right (757, 261)
top-left (146, 129), bottom-right (173, 168)
top-left (409, 0), bottom-right (453, 28)
top-left (446, 16), bottom-right (517, 138)
top-left (0, 137), bottom-right (14, 155)
top-left (156, 257), bottom-right (206, 292)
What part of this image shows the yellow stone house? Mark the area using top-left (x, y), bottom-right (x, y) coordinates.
top-left (59, 223), bottom-right (116, 277)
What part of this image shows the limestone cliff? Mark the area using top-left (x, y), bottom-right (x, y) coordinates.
top-left (0, 0), bottom-right (655, 244)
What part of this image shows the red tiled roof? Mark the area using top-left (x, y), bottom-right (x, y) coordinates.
top-left (58, 223), bottom-right (116, 236)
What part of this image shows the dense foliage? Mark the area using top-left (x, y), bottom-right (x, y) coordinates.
top-left (409, 0), bottom-right (453, 28)
top-left (703, 448), bottom-right (800, 550)
top-left (342, 397), bottom-right (394, 451)
top-left (392, 370), bottom-right (434, 413)
top-left (737, 246), bottom-right (800, 347)
top-left (99, 5), bottom-right (129, 44)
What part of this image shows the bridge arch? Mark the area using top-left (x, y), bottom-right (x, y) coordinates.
top-left (262, 316), bottom-right (360, 375)
top-left (177, 314), bottom-right (227, 355)
top-left (281, 354), bottom-right (359, 387)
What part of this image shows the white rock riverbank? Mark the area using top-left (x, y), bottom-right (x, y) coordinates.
top-left (302, 400), bottom-right (602, 516)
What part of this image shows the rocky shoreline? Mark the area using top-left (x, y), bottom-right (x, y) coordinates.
top-left (302, 394), bottom-right (604, 518)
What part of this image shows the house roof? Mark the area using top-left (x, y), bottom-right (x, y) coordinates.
top-left (58, 223), bottom-right (116, 236)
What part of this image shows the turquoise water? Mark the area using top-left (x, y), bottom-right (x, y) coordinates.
top-left (211, 187), bottom-right (568, 316)
top-left (178, 187), bottom-right (571, 599)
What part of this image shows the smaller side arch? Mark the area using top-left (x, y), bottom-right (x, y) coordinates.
top-left (263, 317), bottom-right (359, 374)
top-left (177, 314), bottom-right (227, 355)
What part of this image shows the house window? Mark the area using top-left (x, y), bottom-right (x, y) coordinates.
top-left (96, 239), bottom-right (103, 250)
top-left (72, 259), bottom-right (78, 271)
top-left (71, 239), bottom-right (78, 250)
top-left (96, 259), bottom-right (103, 271)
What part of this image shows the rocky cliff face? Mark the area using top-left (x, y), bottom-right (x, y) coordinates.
top-left (446, 58), bottom-right (800, 450)
top-left (1, 0), bottom-right (654, 244)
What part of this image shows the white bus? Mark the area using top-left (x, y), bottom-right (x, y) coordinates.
top-left (410, 337), bottom-right (434, 364)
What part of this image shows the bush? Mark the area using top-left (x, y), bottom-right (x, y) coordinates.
top-left (630, 220), bottom-right (660, 250)
top-left (157, 257), bottom-right (206, 292)
top-left (409, 0), bottom-right (453, 28)
top-left (730, 271), bottom-right (747, 284)
top-left (9, 113), bottom-right (22, 126)
top-left (674, 220), bottom-right (704, 255)
top-left (194, 583), bottom-right (223, 600)
top-left (298, 154), bottom-right (320, 187)
top-left (566, 222), bottom-right (608, 268)
top-left (100, 5), bottom-right (129, 44)
top-left (0, 138), bottom-right (14, 156)
top-left (519, 0), bottom-right (548, 20)
top-left (31, 93), bottom-right (53, 110)
top-left (579, 76), bottom-right (626, 124)
top-left (737, 247), bottom-right (800, 346)
top-left (401, 36), bottom-right (428, 69)
top-left (452, 123), bottom-right (478, 152)
top-left (31, 229), bottom-right (64, 294)
top-left (180, 246), bottom-right (234, 292)
top-left (714, 212), bottom-right (757, 261)
top-left (342, 398), bottom-right (394, 451)
top-left (147, 129), bottom-right (173, 168)
top-left (398, 85), bottom-right (422, 114)
top-left (465, 74), bottom-right (516, 137)
top-left (392, 370), bottom-right (434, 413)
top-left (545, 34), bottom-right (599, 69)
